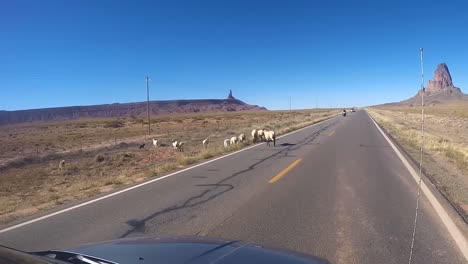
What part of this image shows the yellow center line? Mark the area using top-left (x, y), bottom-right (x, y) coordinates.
top-left (269, 159), bottom-right (302, 183)
top-left (328, 130), bottom-right (335, 136)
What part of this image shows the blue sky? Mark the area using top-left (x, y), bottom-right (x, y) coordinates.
top-left (1, 0), bottom-right (467, 110)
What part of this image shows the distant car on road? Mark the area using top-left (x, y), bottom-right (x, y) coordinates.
top-left (350, 108), bottom-right (356, 112)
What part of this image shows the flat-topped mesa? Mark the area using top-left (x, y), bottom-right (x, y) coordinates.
top-left (425, 63), bottom-right (461, 95)
top-left (0, 95), bottom-right (267, 125)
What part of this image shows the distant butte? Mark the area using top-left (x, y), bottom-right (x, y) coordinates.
top-left (0, 90), bottom-right (267, 125)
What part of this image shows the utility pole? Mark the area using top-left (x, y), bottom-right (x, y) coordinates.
top-left (289, 96), bottom-right (291, 111)
top-left (146, 76), bottom-right (151, 137)
top-left (408, 48), bottom-right (425, 264)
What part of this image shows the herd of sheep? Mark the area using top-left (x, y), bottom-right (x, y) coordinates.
top-left (57, 128), bottom-right (276, 169)
top-left (151, 128), bottom-right (276, 153)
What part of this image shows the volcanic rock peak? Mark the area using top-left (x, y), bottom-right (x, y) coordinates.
top-left (426, 63), bottom-right (458, 94)
top-left (389, 62), bottom-right (467, 106)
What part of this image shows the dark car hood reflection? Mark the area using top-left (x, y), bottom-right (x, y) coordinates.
top-left (44, 236), bottom-right (328, 264)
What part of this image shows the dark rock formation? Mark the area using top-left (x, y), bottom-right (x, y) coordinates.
top-left (395, 63), bottom-right (467, 105)
top-left (227, 89), bottom-right (235, 100)
top-left (425, 63), bottom-right (462, 96)
top-left (0, 96), bottom-right (267, 126)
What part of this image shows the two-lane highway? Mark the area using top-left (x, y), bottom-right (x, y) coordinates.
top-left (1, 110), bottom-right (466, 263)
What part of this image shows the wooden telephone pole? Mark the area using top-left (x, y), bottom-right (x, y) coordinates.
top-left (146, 76), bottom-right (151, 137)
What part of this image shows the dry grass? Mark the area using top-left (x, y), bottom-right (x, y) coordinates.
top-left (378, 100), bottom-right (468, 118)
top-left (367, 101), bottom-right (468, 218)
top-left (0, 109), bottom-right (339, 224)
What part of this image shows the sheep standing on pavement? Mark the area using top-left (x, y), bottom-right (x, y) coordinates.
top-left (230, 136), bottom-right (238, 145)
top-left (251, 129), bottom-right (258, 142)
top-left (238, 133), bottom-right (245, 143)
top-left (202, 138), bottom-right (209, 149)
top-left (223, 139), bottom-right (230, 149)
top-left (257, 129), bottom-right (265, 142)
top-left (152, 139), bottom-right (159, 147)
top-left (264, 130), bottom-right (276, 147)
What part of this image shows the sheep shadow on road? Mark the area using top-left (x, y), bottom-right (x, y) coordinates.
top-left (279, 143), bottom-right (296, 146)
top-left (120, 121), bottom-right (337, 238)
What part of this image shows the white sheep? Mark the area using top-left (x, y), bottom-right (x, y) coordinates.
top-left (238, 133), bottom-right (245, 143)
top-left (171, 140), bottom-right (179, 150)
top-left (176, 142), bottom-right (184, 152)
top-left (251, 129), bottom-right (258, 142)
top-left (230, 136), bottom-right (238, 145)
top-left (257, 129), bottom-right (266, 142)
top-left (58, 160), bottom-right (66, 170)
top-left (202, 138), bottom-right (209, 149)
top-left (224, 139), bottom-right (230, 149)
top-left (264, 130), bottom-right (276, 147)
top-left (152, 138), bottom-right (159, 147)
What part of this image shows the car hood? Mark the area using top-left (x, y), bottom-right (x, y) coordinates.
top-left (59, 236), bottom-right (328, 264)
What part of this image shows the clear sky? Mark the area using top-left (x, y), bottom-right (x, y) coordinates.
top-left (1, 0), bottom-right (467, 111)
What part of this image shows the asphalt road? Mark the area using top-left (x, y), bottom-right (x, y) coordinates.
top-left (1, 110), bottom-right (466, 263)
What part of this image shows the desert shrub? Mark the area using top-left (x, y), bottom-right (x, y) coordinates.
top-left (104, 119), bottom-right (124, 128)
top-left (3, 155), bottom-right (42, 169)
top-left (104, 178), bottom-right (124, 186)
top-left (118, 142), bottom-right (129, 148)
top-left (118, 152), bottom-right (134, 163)
top-left (62, 165), bottom-right (80, 176)
top-left (94, 154), bottom-right (106, 163)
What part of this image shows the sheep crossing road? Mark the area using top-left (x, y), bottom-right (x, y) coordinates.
top-left (1, 110), bottom-right (467, 264)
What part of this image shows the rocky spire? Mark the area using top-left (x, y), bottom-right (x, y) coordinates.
top-left (227, 89), bottom-right (235, 100)
top-left (399, 63), bottom-right (467, 105)
top-left (426, 63), bottom-right (455, 94)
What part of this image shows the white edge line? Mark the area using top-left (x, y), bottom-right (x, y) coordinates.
top-left (367, 111), bottom-right (468, 261)
top-left (0, 115), bottom-right (337, 234)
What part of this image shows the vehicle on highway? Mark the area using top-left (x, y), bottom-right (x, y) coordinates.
top-left (351, 108), bottom-right (356, 112)
top-left (1, 236), bottom-right (328, 264)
